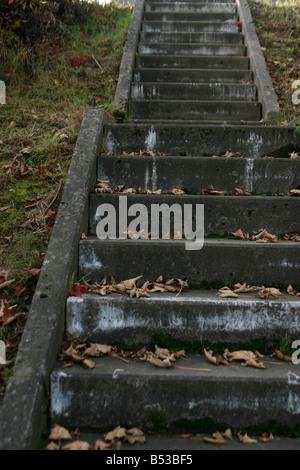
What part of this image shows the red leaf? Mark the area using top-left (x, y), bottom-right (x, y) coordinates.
top-left (70, 284), bottom-right (87, 297)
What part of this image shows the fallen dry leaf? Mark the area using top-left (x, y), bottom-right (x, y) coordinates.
top-left (289, 189), bottom-right (300, 197)
top-left (259, 432), bottom-right (274, 442)
top-left (46, 441), bottom-right (60, 450)
top-left (49, 424), bottom-right (72, 441)
top-left (227, 350), bottom-right (265, 369)
top-left (218, 286), bottom-right (239, 298)
top-left (204, 348), bottom-right (234, 367)
top-left (105, 426), bottom-right (127, 443)
top-left (270, 350), bottom-right (292, 362)
top-left (222, 429), bottom-right (232, 440)
top-left (171, 188), bottom-right (185, 195)
top-left (124, 428), bottom-right (146, 445)
top-left (238, 432), bottom-right (257, 444)
top-left (290, 152), bottom-right (300, 159)
top-left (203, 431), bottom-right (225, 445)
top-left (62, 441), bottom-right (91, 450)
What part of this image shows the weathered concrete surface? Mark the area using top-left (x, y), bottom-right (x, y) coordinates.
top-left (140, 31), bottom-right (243, 44)
top-left (134, 67), bottom-right (253, 83)
top-left (66, 291), bottom-right (300, 348)
top-left (112, 0), bottom-right (145, 117)
top-left (97, 154), bottom-right (300, 195)
top-left (0, 109), bottom-right (109, 450)
top-left (138, 43), bottom-right (246, 56)
top-left (142, 20), bottom-right (241, 33)
top-left (88, 193), bottom-right (300, 236)
top-left (144, 3), bottom-right (237, 13)
top-left (50, 355), bottom-right (300, 431)
top-left (78, 238), bottom-right (300, 287)
top-left (104, 123), bottom-right (299, 157)
top-left (136, 54), bottom-right (250, 68)
top-left (143, 12), bottom-right (238, 22)
top-left (131, 82), bottom-right (257, 101)
top-left (129, 100), bottom-right (261, 121)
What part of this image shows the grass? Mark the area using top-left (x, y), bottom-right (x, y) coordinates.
top-left (249, 0), bottom-right (300, 123)
top-left (0, 1), bottom-right (132, 404)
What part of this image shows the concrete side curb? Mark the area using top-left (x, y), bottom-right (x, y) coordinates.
top-left (0, 109), bottom-right (109, 450)
top-left (236, 0), bottom-right (281, 124)
top-left (112, 0), bottom-right (145, 121)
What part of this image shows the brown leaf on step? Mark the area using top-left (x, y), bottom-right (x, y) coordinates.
top-left (204, 348), bottom-right (235, 367)
top-left (62, 441), bottom-right (91, 450)
top-left (234, 188), bottom-right (251, 196)
top-left (171, 188), bottom-right (185, 195)
top-left (284, 233), bottom-right (300, 242)
top-left (290, 152), bottom-right (300, 159)
top-left (180, 433), bottom-right (193, 439)
top-left (93, 439), bottom-right (120, 450)
top-left (224, 151), bottom-right (244, 158)
top-left (227, 350), bottom-right (265, 369)
top-left (105, 425), bottom-right (127, 443)
top-left (289, 189), bottom-right (300, 197)
top-left (147, 355), bottom-right (174, 368)
top-left (238, 432), bottom-right (257, 443)
top-left (270, 350), bottom-right (292, 362)
top-left (259, 432), bottom-right (274, 442)
top-left (287, 284), bottom-right (298, 296)
top-left (218, 286), bottom-right (239, 298)
top-left (201, 185), bottom-right (225, 196)
top-left (124, 428), bottom-right (146, 445)
top-left (256, 287), bottom-right (283, 299)
top-left (46, 441), bottom-right (60, 450)
top-left (233, 282), bottom-right (257, 293)
top-left (49, 424), bottom-right (72, 441)
top-left (222, 429), bottom-right (232, 440)
top-left (84, 343), bottom-right (116, 357)
top-left (231, 229), bottom-right (246, 240)
top-left (203, 431), bottom-right (225, 445)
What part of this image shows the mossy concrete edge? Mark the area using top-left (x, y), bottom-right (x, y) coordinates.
top-left (112, 0), bottom-right (145, 120)
top-left (236, 0), bottom-right (282, 124)
top-left (0, 108), bottom-right (109, 450)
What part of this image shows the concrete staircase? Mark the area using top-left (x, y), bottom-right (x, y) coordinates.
top-left (50, 0), bottom-right (300, 435)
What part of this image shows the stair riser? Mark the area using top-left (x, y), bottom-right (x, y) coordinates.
top-left (50, 360), bottom-right (300, 431)
top-left (129, 100), bottom-right (261, 121)
top-left (88, 193), bottom-right (300, 237)
top-left (66, 294), bottom-right (300, 348)
top-left (131, 83), bottom-right (257, 101)
top-left (136, 55), bottom-right (250, 69)
top-left (145, 3), bottom-right (237, 13)
top-left (140, 31), bottom-right (243, 44)
top-left (98, 155), bottom-right (300, 195)
top-left (142, 21), bottom-right (240, 33)
top-left (104, 124), bottom-right (299, 158)
top-left (78, 239), bottom-right (300, 287)
top-left (138, 43), bottom-right (245, 56)
top-left (133, 68), bottom-right (253, 83)
top-left (144, 12), bottom-right (238, 22)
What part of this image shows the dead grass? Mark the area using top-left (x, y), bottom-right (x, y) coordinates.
top-left (0, 1), bottom-right (132, 403)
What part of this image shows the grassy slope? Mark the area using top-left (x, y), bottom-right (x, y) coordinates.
top-left (0, 1), bottom-right (132, 403)
top-left (249, 0), bottom-right (300, 123)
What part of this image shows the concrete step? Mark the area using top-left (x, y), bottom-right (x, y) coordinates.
top-left (143, 12), bottom-right (238, 22)
top-left (78, 238), bottom-right (300, 287)
top-left (138, 43), bottom-right (246, 56)
top-left (50, 355), bottom-right (300, 431)
top-left (144, 3), bottom-right (237, 13)
top-left (103, 124), bottom-right (299, 158)
top-left (66, 291), bottom-right (300, 348)
top-left (88, 193), bottom-right (300, 237)
top-left (131, 83), bottom-right (257, 101)
top-left (140, 31), bottom-right (243, 44)
top-left (142, 20), bottom-right (241, 33)
top-left (128, 100), bottom-right (261, 121)
top-left (97, 154), bottom-right (300, 195)
top-left (133, 68), bottom-right (253, 83)
top-left (136, 54), bottom-right (249, 69)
